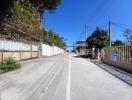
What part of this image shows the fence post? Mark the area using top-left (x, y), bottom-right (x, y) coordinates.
top-left (92, 47), bottom-right (95, 58)
top-left (1, 52), bottom-right (4, 62)
top-left (130, 46), bottom-right (131, 63)
top-left (20, 51), bottom-right (21, 61)
top-left (109, 47), bottom-right (112, 61)
top-left (97, 48), bottom-right (101, 60)
top-left (31, 44), bottom-right (32, 58)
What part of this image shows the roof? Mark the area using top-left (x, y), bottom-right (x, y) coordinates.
top-left (75, 41), bottom-right (86, 47)
top-left (75, 41), bottom-right (86, 44)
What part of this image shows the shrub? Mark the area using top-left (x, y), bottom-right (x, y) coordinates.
top-left (0, 57), bottom-right (21, 73)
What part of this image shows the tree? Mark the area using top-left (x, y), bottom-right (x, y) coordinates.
top-left (0, 0), bottom-right (12, 19)
top-left (0, 0), bottom-right (61, 41)
top-left (112, 40), bottom-right (124, 46)
top-left (43, 29), bottom-right (66, 49)
top-left (0, 0), bottom-right (63, 45)
top-left (0, 0), bottom-right (40, 40)
top-left (38, 0), bottom-right (61, 11)
top-left (124, 28), bottom-right (132, 43)
top-left (0, 0), bottom-right (61, 22)
top-left (86, 27), bottom-right (109, 49)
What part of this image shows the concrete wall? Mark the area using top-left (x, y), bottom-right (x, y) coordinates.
top-left (0, 52), bottom-right (3, 62)
top-left (53, 46), bottom-right (59, 55)
top-left (0, 39), bottom-right (31, 51)
top-left (103, 60), bottom-right (132, 73)
top-left (0, 39), bottom-right (64, 62)
top-left (0, 39), bottom-right (39, 62)
top-left (0, 51), bottom-right (39, 62)
top-left (41, 44), bottom-right (64, 57)
top-left (41, 44), bottom-right (53, 56)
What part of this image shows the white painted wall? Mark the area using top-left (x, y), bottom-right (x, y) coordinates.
top-left (41, 44), bottom-right (64, 56)
top-left (53, 46), bottom-right (59, 55)
top-left (0, 39), bottom-right (39, 61)
top-left (0, 39), bottom-right (64, 57)
top-left (41, 44), bottom-right (53, 56)
top-left (0, 39), bottom-right (38, 51)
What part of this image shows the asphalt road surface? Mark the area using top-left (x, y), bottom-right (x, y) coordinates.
top-left (0, 53), bottom-right (132, 100)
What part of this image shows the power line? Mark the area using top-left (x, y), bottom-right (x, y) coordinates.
top-left (87, 0), bottom-right (108, 24)
top-left (78, 24), bottom-right (88, 41)
top-left (77, 26), bottom-right (86, 41)
top-left (84, 0), bottom-right (110, 40)
top-left (112, 22), bottom-right (131, 30)
top-left (77, 0), bottom-right (113, 43)
top-left (77, 22), bottom-right (108, 43)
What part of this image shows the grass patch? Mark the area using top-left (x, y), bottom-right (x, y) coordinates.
top-left (0, 57), bottom-right (21, 74)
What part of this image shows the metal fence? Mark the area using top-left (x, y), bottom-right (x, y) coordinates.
top-left (103, 45), bottom-right (132, 64)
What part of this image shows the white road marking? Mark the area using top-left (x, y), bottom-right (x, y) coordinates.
top-left (66, 55), bottom-right (71, 100)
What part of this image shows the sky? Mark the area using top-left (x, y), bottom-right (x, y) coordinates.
top-left (43, 0), bottom-right (132, 49)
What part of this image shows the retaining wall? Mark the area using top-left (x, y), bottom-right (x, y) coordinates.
top-left (0, 40), bottom-right (65, 62)
top-left (0, 39), bottom-right (39, 62)
top-left (41, 44), bottom-right (64, 57)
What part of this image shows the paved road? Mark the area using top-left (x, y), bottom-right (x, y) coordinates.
top-left (0, 53), bottom-right (132, 100)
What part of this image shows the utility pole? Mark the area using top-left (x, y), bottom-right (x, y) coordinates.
top-left (73, 43), bottom-right (75, 52)
top-left (108, 20), bottom-right (112, 48)
top-left (84, 24), bottom-right (88, 41)
top-left (84, 24), bottom-right (88, 56)
top-left (108, 20), bottom-right (112, 60)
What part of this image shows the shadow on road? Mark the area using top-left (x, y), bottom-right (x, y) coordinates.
top-left (73, 55), bottom-right (93, 59)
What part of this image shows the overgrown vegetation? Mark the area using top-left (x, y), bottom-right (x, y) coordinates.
top-left (1, 0), bottom-right (43, 40)
top-left (43, 29), bottom-right (66, 48)
top-left (0, 0), bottom-right (61, 21)
top-left (0, 57), bottom-right (21, 74)
top-left (0, 0), bottom-right (66, 48)
top-left (0, 0), bottom-right (61, 35)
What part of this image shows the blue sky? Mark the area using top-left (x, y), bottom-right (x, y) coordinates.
top-left (43, 0), bottom-right (132, 48)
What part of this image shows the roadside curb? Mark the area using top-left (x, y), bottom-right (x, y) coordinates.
top-left (90, 59), bottom-right (132, 86)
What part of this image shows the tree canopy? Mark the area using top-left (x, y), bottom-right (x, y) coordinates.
top-left (38, 0), bottom-right (61, 11)
top-left (86, 27), bottom-right (109, 48)
top-left (0, 0), bottom-right (41, 40)
top-left (112, 40), bottom-right (124, 46)
top-left (43, 29), bottom-right (66, 49)
top-left (0, 0), bottom-right (65, 49)
top-left (124, 28), bottom-right (132, 43)
top-left (0, 0), bottom-right (61, 21)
